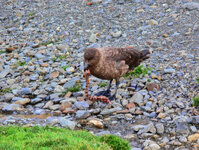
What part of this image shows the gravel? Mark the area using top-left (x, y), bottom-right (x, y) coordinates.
top-left (0, 0), bottom-right (199, 149)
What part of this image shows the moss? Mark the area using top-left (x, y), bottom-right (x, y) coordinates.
top-left (14, 61), bottom-right (26, 67)
top-left (193, 96), bottom-right (199, 107)
top-left (197, 77), bottom-right (199, 84)
top-left (0, 126), bottom-right (130, 150)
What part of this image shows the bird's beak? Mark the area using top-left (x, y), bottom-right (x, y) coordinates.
top-left (84, 62), bottom-right (89, 71)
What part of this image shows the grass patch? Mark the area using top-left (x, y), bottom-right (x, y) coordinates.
top-left (58, 54), bottom-right (68, 60)
top-left (123, 65), bottom-right (152, 78)
top-left (0, 50), bottom-right (6, 54)
top-left (197, 77), bottom-right (199, 84)
top-left (61, 65), bottom-right (70, 70)
top-left (61, 83), bottom-right (81, 96)
top-left (14, 61), bottom-right (26, 67)
top-left (0, 126), bottom-right (130, 150)
top-left (193, 96), bottom-right (199, 107)
top-left (0, 88), bottom-right (12, 95)
top-left (52, 54), bottom-right (69, 62)
top-left (99, 82), bottom-right (107, 88)
top-left (40, 40), bottom-right (54, 46)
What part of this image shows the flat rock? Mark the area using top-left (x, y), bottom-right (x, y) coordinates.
top-left (14, 98), bottom-right (30, 105)
top-left (73, 101), bottom-right (89, 110)
top-left (2, 104), bottom-right (24, 113)
top-left (182, 2), bottom-right (199, 10)
top-left (76, 110), bottom-right (91, 119)
top-left (100, 107), bottom-right (122, 115)
top-left (130, 92), bottom-right (144, 106)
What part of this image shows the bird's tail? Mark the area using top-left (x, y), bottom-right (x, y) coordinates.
top-left (140, 50), bottom-right (150, 60)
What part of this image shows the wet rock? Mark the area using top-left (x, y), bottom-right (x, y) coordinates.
top-left (76, 110), bottom-right (91, 119)
top-left (58, 117), bottom-right (76, 130)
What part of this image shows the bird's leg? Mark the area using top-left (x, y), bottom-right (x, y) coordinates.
top-left (109, 80), bottom-right (120, 101)
top-left (95, 79), bottom-right (112, 97)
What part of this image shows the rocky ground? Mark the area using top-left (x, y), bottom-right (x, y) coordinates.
top-left (0, 0), bottom-right (199, 149)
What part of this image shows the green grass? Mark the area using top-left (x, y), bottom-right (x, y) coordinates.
top-left (61, 65), bottom-right (70, 70)
top-left (193, 96), bottom-right (199, 107)
top-left (61, 83), bottom-right (81, 96)
top-left (197, 77), bottom-right (199, 84)
top-left (52, 54), bottom-right (69, 62)
top-left (0, 126), bottom-right (130, 150)
top-left (0, 50), bottom-right (6, 54)
top-left (14, 61), bottom-right (26, 67)
top-left (99, 82), bottom-right (107, 88)
top-left (123, 65), bottom-right (152, 78)
top-left (40, 40), bottom-right (54, 46)
top-left (58, 54), bottom-right (68, 60)
top-left (0, 88), bottom-right (12, 95)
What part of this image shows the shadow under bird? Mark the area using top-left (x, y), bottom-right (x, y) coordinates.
top-left (84, 47), bottom-right (150, 101)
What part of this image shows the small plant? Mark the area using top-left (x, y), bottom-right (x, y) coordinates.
top-left (40, 40), bottom-right (54, 46)
top-left (193, 96), bottom-right (199, 107)
top-left (61, 65), bottom-right (70, 70)
top-left (99, 82), bottom-right (107, 88)
top-left (61, 83), bottom-right (81, 96)
top-left (197, 77), bottom-right (199, 84)
top-left (52, 57), bottom-right (57, 62)
top-left (100, 135), bottom-right (130, 150)
top-left (0, 50), bottom-right (6, 54)
top-left (0, 88), bottom-right (12, 95)
top-left (123, 65), bottom-right (152, 78)
top-left (58, 54), bottom-right (68, 60)
top-left (14, 61), bottom-right (26, 67)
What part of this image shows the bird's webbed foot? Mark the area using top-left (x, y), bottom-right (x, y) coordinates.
top-left (95, 90), bottom-right (111, 97)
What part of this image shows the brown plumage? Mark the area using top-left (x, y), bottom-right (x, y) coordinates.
top-left (84, 47), bottom-right (150, 100)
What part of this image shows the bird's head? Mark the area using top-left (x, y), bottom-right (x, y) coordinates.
top-left (84, 48), bottom-right (101, 71)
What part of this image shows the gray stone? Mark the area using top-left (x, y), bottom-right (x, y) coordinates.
top-left (63, 77), bottom-right (79, 89)
top-left (111, 30), bottom-right (122, 38)
top-left (190, 125), bottom-right (197, 132)
top-left (164, 68), bottom-right (175, 74)
top-left (31, 98), bottom-right (42, 104)
top-left (95, 131), bottom-right (111, 136)
top-left (58, 117), bottom-right (76, 130)
top-left (73, 101), bottom-right (89, 110)
top-left (76, 110), bottom-right (91, 119)
top-left (130, 92), bottom-right (143, 106)
top-left (148, 143), bottom-right (160, 150)
top-left (17, 88), bottom-right (32, 95)
top-left (66, 67), bottom-right (75, 74)
top-left (0, 69), bottom-right (10, 78)
top-left (89, 33), bottom-right (97, 43)
top-left (179, 136), bottom-right (187, 143)
top-left (182, 2), bottom-right (199, 10)
top-left (139, 122), bottom-right (156, 134)
top-left (100, 107), bottom-right (122, 115)
top-left (4, 93), bottom-right (14, 102)
top-left (175, 116), bottom-right (189, 134)
top-left (155, 123), bottom-right (164, 134)
top-left (2, 104), bottom-right (24, 113)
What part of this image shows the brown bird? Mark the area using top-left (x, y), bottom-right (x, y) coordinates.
top-left (84, 47), bottom-right (150, 100)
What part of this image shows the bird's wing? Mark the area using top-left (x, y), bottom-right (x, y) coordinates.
top-left (103, 47), bottom-right (142, 70)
